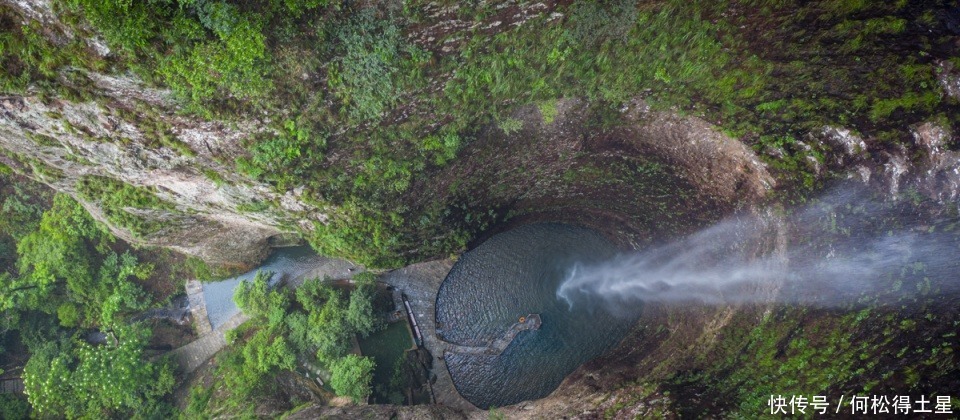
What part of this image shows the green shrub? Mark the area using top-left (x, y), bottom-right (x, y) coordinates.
top-left (0, 7), bottom-right (99, 93)
top-left (158, 13), bottom-right (271, 106)
top-left (234, 270), bottom-right (290, 329)
top-left (420, 129), bottom-right (461, 166)
top-left (497, 117), bottom-right (523, 135)
top-left (75, 176), bottom-right (177, 238)
top-left (22, 326), bottom-right (174, 419)
top-left (237, 119), bottom-right (325, 189)
top-left (328, 9), bottom-right (426, 123)
top-left (56, 302), bottom-right (80, 327)
top-left (64, 0), bottom-right (275, 109)
top-left (347, 273), bottom-right (383, 338)
top-left (307, 201), bottom-right (406, 268)
top-left (0, 179), bottom-right (49, 241)
top-left (0, 395), bottom-right (30, 420)
top-left (329, 354), bottom-right (375, 403)
top-left (537, 99), bottom-right (560, 124)
top-left (9, 194), bottom-right (153, 327)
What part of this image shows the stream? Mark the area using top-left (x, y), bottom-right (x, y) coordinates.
top-left (201, 246), bottom-right (323, 329)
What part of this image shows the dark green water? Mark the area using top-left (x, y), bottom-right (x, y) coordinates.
top-left (435, 223), bottom-right (638, 408)
top-left (358, 321), bottom-right (415, 404)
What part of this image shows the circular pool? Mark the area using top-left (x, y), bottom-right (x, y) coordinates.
top-left (435, 223), bottom-right (639, 408)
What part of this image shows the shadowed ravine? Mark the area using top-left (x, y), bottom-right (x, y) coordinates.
top-left (434, 188), bottom-right (960, 409)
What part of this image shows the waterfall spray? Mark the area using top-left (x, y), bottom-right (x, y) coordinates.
top-left (557, 188), bottom-right (960, 314)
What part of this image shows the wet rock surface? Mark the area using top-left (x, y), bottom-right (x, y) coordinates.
top-left (808, 120), bottom-right (959, 212)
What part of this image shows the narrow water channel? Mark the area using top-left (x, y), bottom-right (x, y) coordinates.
top-left (201, 246), bottom-right (322, 329)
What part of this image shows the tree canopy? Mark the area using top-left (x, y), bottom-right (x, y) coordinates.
top-left (22, 326), bottom-right (175, 418)
top-left (329, 354), bottom-right (375, 404)
top-left (0, 184), bottom-right (175, 418)
top-left (3, 194), bottom-right (152, 327)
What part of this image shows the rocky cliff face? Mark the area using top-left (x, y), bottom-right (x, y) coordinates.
top-left (0, 0), bottom-right (329, 266)
top-left (2, 0), bottom-right (959, 417)
top-left (0, 84), bottom-right (294, 266)
top-left (5, 0), bottom-right (956, 270)
top-left (0, 0), bottom-right (777, 267)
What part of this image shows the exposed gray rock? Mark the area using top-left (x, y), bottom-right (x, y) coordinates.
top-left (937, 60), bottom-right (960, 101)
top-left (912, 122), bottom-right (960, 204)
top-left (818, 126), bottom-right (867, 165)
top-left (0, 90), bottom-right (296, 265)
top-left (810, 122), bottom-right (958, 209)
top-left (882, 150), bottom-right (910, 197)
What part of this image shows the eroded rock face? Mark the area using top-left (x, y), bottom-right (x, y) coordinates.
top-left (806, 122), bottom-right (959, 211)
top-left (937, 60), bottom-right (960, 101)
top-left (912, 122), bottom-right (960, 205)
top-left (0, 0), bottom-right (781, 270)
top-left (621, 99), bottom-right (775, 205)
top-left (437, 97), bottom-right (776, 254)
top-left (0, 88), bottom-right (298, 266)
top-left (0, 1), bottom-right (333, 266)
top-left (0, 67), bottom-right (340, 266)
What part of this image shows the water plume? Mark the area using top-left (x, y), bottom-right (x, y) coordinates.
top-left (557, 187), bottom-right (960, 314)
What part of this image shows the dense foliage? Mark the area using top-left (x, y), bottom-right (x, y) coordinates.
top-left (186, 271), bottom-right (381, 415)
top-left (23, 326), bottom-right (174, 418)
top-left (329, 354), bottom-right (375, 404)
top-left (0, 0), bottom-right (959, 415)
top-left (0, 176), bottom-right (177, 418)
top-left (0, 0), bottom-right (956, 267)
top-left (4, 193), bottom-right (152, 327)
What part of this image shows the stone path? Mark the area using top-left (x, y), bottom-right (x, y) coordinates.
top-left (168, 311), bottom-right (250, 373)
top-left (382, 259), bottom-right (479, 412)
top-left (444, 314), bottom-right (541, 356)
top-left (185, 279), bottom-right (212, 335)
top-left (0, 378), bottom-right (23, 394)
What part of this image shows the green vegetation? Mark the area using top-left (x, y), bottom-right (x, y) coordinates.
top-left (0, 0), bottom-right (954, 267)
top-left (236, 119), bottom-right (325, 190)
top-left (0, 5), bottom-right (104, 94)
top-left (357, 321), bottom-right (416, 404)
top-left (631, 198), bottom-right (960, 417)
top-left (75, 175), bottom-right (178, 238)
top-left (186, 271), bottom-right (384, 415)
top-left (5, 194), bottom-right (152, 326)
top-left (0, 395), bottom-right (29, 419)
top-left (538, 99), bottom-right (560, 125)
top-left (182, 255), bottom-right (236, 282)
top-left (59, 0), bottom-right (293, 111)
top-left (1, 1), bottom-right (959, 415)
top-left (329, 354), bottom-right (375, 404)
top-left (0, 175), bottom-right (177, 418)
top-left (346, 273), bottom-right (383, 338)
top-left (23, 326), bottom-right (174, 418)
top-left (2, 0), bottom-right (945, 269)
top-left (328, 9), bottom-right (428, 123)
top-left (657, 302), bottom-right (959, 417)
